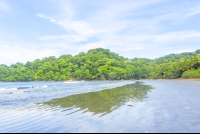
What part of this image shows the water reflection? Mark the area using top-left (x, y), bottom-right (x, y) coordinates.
top-left (42, 81), bottom-right (154, 116)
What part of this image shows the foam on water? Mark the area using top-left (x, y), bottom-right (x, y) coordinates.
top-left (40, 85), bottom-right (48, 88)
top-left (8, 88), bottom-right (18, 90)
top-left (0, 85), bottom-right (48, 91)
top-left (0, 88), bottom-right (18, 90)
top-left (64, 81), bottom-right (83, 83)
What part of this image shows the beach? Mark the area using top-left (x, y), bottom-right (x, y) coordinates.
top-left (0, 80), bottom-right (200, 132)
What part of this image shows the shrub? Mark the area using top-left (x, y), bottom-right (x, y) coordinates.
top-left (182, 68), bottom-right (200, 78)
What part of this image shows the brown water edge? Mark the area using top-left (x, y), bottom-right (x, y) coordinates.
top-left (141, 78), bottom-right (200, 81)
top-left (1, 78), bottom-right (200, 82)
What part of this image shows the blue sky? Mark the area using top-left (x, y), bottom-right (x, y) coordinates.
top-left (0, 0), bottom-right (200, 65)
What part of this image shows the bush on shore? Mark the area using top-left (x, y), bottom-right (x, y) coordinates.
top-left (182, 68), bottom-right (200, 78)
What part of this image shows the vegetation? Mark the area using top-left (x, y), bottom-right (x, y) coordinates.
top-left (151, 53), bottom-right (200, 79)
top-left (182, 68), bottom-right (200, 78)
top-left (0, 48), bottom-right (200, 82)
top-left (154, 49), bottom-right (200, 64)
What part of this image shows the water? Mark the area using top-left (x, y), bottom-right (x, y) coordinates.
top-left (0, 80), bottom-right (200, 132)
top-left (0, 81), bottom-right (133, 109)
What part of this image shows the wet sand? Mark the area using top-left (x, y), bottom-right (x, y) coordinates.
top-left (142, 78), bottom-right (200, 81)
top-left (134, 80), bottom-right (200, 133)
top-left (1, 78), bottom-right (200, 82)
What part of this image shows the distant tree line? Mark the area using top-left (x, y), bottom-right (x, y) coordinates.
top-left (0, 48), bottom-right (200, 81)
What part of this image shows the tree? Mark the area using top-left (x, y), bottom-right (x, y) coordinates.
top-left (108, 72), bottom-right (116, 80)
top-left (196, 49), bottom-right (200, 54)
top-left (1, 48), bottom-right (200, 81)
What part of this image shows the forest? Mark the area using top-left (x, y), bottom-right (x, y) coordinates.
top-left (0, 48), bottom-right (200, 82)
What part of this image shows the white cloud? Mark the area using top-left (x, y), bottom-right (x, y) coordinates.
top-left (152, 31), bottom-right (200, 42)
top-left (36, 0), bottom-right (170, 52)
top-left (0, 42), bottom-right (63, 65)
top-left (50, 19), bottom-right (56, 22)
top-left (37, 12), bottom-right (104, 43)
top-left (186, 5), bottom-right (200, 17)
top-left (76, 41), bottom-right (107, 51)
top-left (61, 41), bottom-right (107, 55)
top-left (120, 31), bottom-right (200, 44)
top-left (55, 20), bottom-right (101, 36)
top-left (114, 31), bottom-right (200, 44)
top-left (0, 0), bottom-right (9, 12)
top-left (39, 35), bottom-right (88, 43)
top-left (36, 13), bottom-right (52, 19)
top-left (55, 0), bottom-right (74, 19)
top-left (166, 49), bottom-right (196, 55)
top-left (2, 0), bottom-right (200, 65)
top-left (36, 0), bottom-right (168, 45)
top-left (94, 0), bottom-right (166, 19)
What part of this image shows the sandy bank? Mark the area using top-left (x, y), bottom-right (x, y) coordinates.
top-left (3, 78), bottom-right (200, 82)
top-left (141, 78), bottom-right (200, 81)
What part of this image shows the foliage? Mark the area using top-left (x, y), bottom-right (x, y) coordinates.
top-left (153, 51), bottom-right (199, 64)
top-left (0, 48), bottom-right (200, 81)
top-left (182, 68), bottom-right (200, 78)
top-left (151, 54), bottom-right (200, 79)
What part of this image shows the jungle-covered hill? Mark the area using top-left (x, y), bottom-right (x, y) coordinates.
top-left (0, 48), bottom-right (200, 82)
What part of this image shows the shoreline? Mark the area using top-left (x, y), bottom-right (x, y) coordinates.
top-left (140, 78), bottom-right (200, 81)
top-left (1, 78), bottom-right (200, 82)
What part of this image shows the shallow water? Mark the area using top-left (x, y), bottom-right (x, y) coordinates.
top-left (0, 81), bottom-right (133, 109)
top-left (0, 80), bottom-right (200, 132)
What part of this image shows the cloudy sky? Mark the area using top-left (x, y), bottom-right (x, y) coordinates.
top-left (0, 0), bottom-right (200, 65)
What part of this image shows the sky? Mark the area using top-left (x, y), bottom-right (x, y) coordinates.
top-left (0, 0), bottom-right (200, 65)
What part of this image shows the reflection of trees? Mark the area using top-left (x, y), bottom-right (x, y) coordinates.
top-left (43, 81), bottom-right (154, 116)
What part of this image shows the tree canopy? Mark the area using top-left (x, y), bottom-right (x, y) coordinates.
top-left (0, 48), bottom-right (200, 82)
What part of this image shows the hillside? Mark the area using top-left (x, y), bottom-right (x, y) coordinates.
top-left (131, 49), bottom-right (200, 65)
top-left (0, 48), bottom-right (200, 81)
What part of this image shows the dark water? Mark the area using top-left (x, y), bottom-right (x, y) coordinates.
top-left (0, 80), bottom-right (200, 132)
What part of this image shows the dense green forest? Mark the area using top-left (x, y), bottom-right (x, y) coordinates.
top-left (0, 48), bottom-right (200, 82)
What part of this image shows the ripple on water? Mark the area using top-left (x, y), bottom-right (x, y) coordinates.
top-left (1, 81), bottom-right (153, 132)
